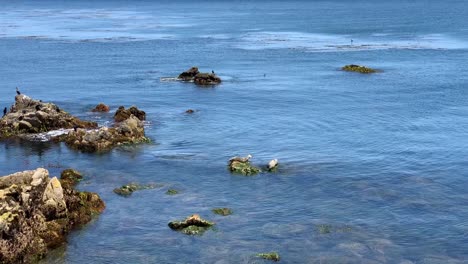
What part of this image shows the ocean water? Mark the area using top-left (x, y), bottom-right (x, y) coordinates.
top-left (1, 0), bottom-right (468, 263)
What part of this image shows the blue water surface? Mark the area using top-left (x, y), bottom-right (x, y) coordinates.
top-left (1, 0), bottom-right (468, 263)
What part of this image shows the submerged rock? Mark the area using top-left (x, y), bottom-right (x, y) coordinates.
top-left (185, 109), bottom-right (195, 114)
top-left (91, 103), bottom-right (110, 113)
top-left (256, 252), bottom-right (281, 262)
top-left (228, 155), bottom-right (260, 176)
top-left (0, 168), bottom-right (104, 263)
top-left (212, 208), bottom-right (233, 216)
top-left (114, 106), bottom-right (146, 122)
top-left (165, 189), bottom-right (179, 195)
top-left (342, 64), bottom-right (377, 74)
top-left (168, 214), bottom-right (214, 235)
top-left (113, 183), bottom-right (161, 197)
top-left (178, 66), bottom-right (200, 81)
top-left (63, 115), bottom-right (150, 152)
top-left (194, 73), bottom-right (222, 85)
top-left (0, 94), bottom-right (97, 139)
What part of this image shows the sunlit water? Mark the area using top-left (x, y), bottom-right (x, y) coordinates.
top-left (1, 0), bottom-right (468, 263)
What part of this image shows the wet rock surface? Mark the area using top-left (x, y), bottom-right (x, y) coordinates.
top-left (114, 106), bottom-right (146, 122)
top-left (91, 103), bottom-right (110, 113)
top-left (178, 66), bottom-right (200, 81)
top-left (212, 208), bottom-right (232, 216)
top-left (63, 115), bottom-right (149, 152)
top-left (177, 67), bottom-right (222, 85)
top-left (0, 168), bottom-right (105, 264)
top-left (342, 64), bottom-right (377, 74)
top-left (256, 252), bottom-right (280, 262)
top-left (113, 183), bottom-right (162, 197)
top-left (168, 214), bottom-right (214, 235)
top-left (228, 155), bottom-right (261, 175)
top-left (0, 94), bottom-right (97, 139)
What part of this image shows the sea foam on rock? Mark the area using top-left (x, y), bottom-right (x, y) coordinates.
top-left (0, 168), bottom-right (105, 263)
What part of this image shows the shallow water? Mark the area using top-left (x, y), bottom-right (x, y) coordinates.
top-left (1, 0), bottom-right (468, 263)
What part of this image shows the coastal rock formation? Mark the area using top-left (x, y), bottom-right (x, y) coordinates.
top-left (342, 64), bottom-right (377, 74)
top-left (193, 73), bottom-right (222, 85)
top-left (228, 155), bottom-right (261, 175)
top-left (0, 94), bottom-right (97, 139)
top-left (91, 103), bottom-right (110, 113)
top-left (0, 168), bottom-right (105, 263)
top-left (168, 214), bottom-right (215, 235)
top-left (114, 106), bottom-right (146, 122)
top-left (177, 67), bottom-right (222, 85)
top-left (178, 67), bottom-right (200, 81)
top-left (63, 115), bottom-right (149, 152)
top-left (256, 252), bottom-right (281, 262)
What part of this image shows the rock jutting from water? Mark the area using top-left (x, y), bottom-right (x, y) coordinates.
top-left (114, 106), bottom-right (146, 122)
top-left (0, 168), bottom-right (105, 264)
top-left (168, 214), bottom-right (215, 235)
top-left (113, 183), bottom-right (162, 197)
top-left (62, 115), bottom-right (150, 152)
top-left (256, 252), bottom-right (281, 262)
top-left (341, 64), bottom-right (377, 74)
top-left (228, 154), bottom-right (261, 175)
top-left (0, 94), bottom-right (97, 139)
top-left (177, 66), bottom-right (222, 85)
top-left (91, 103), bottom-right (110, 113)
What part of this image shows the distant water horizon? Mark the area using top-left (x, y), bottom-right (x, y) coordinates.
top-left (1, 0), bottom-right (468, 263)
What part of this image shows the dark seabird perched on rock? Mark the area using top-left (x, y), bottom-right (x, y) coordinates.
top-left (212, 70), bottom-right (215, 74)
top-left (16, 87), bottom-right (21, 95)
top-left (229, 154), bottom-right (252, 164)
top-left (3, 107), bottom-right (6, 117)
top-left (35, 105), bottom-right (41, 111)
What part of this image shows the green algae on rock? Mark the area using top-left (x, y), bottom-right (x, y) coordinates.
top-left (168, 214), bottom-right (215, 236)
top-left (342, 64), bottom-right (377, 74)
top-left (113, 183), bottom-right (162, 197)
top-left (212, 208), bottom-right (233, 216)
top-left (256, 252), bottom-right (281, 262)
top-left (229, 160), bottom-right (261, 175)
top-left (0, 168), bottom-right (105, 264)
top-left (166, 189), bottom-right (179, 195)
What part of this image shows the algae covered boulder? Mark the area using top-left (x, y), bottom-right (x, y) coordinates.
top-left (165, 189), bottom-right (179, 195)
top-left (228, 155), bottom-right (261, 176)
top-left (342, 64), bottom-right (377, 74)
top-left (168, 214), bottom-right (215, 235)
top-left (0, 94), bottom-right (97, 139)
top-left (113, 183), bottom-right (161, 197)
top-left (256, 252), bottom-right (280, 262)
top-left (0, 168), bottom-right (105, 264)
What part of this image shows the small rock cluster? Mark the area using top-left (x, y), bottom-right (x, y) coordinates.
top-left (168, 214), bottom-right (215, 235)
top-left (178, 67), bottom-right (222, 85)
top-left (0, 168), bottom-right (105, 263)
top-left (342, 64), bottom-right (377, 74)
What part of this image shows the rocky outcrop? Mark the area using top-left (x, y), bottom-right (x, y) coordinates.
top-left (256, 252), bottom-right (280, 262)
top-left (168, 214), bottom-right (215, 235)
top-left (114, 106), bottom-right (146, 122)
top-left (0, 94), bottom-right (97, 139)
top-left (113, 183), bottom-right (162, 197)
top-left (178, 67), bottom-right (200, 81)
top-left (342, 64), bottom-right (377, 74)
top-left (63, 115), bottom-right (149, 152)
top-left (228, 155), bottom-right (261, 176)
top-left (91, 103), bottom-right (110, 113)
top-left (177, 67), bottom-right (222, 85)
top-left (0, 168), bottom-right (105, 264)
top-left (193, 73), bottom-right (222, 85)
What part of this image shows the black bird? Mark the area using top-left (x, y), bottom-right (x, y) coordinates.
top-left (212, 70), bottom-right (215, 74)
top-left (16, 87), bottom-right (21, 95)
top-left (2, 107), bottom-right (6, 117)
top-left (73, 126), bottom-right (78, 132)
top-left (56, 107), bottom-right (61, 113)
top-left (35, 105), bottom-right (41, 111)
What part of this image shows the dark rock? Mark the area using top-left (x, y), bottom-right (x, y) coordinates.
top-left (165, 189), bottom-right (179, 195)
top-left (113, 183), bottom-right (161, 197)
top-left (256, 252), bottom-right (280, 262)
top-left (0, 168), bottom-right (104, 263)
top-left (168, 214), bottom-right (214, 235)
top-left (178, 67), bottom-right (200, 81)
top-left (91, 103), bottom-right (110, 113)
top-left (114, 106), bottom-right (146, 122)
top-left (194, 73), bottom-right (222, 85)
top-left (342, 64), bottom-right (377, 74)
top-left (185, 109), bottom-right (195, 114)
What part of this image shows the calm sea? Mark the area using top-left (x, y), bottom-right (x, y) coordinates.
top-left (1, 0), bottom-right (468, 263)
